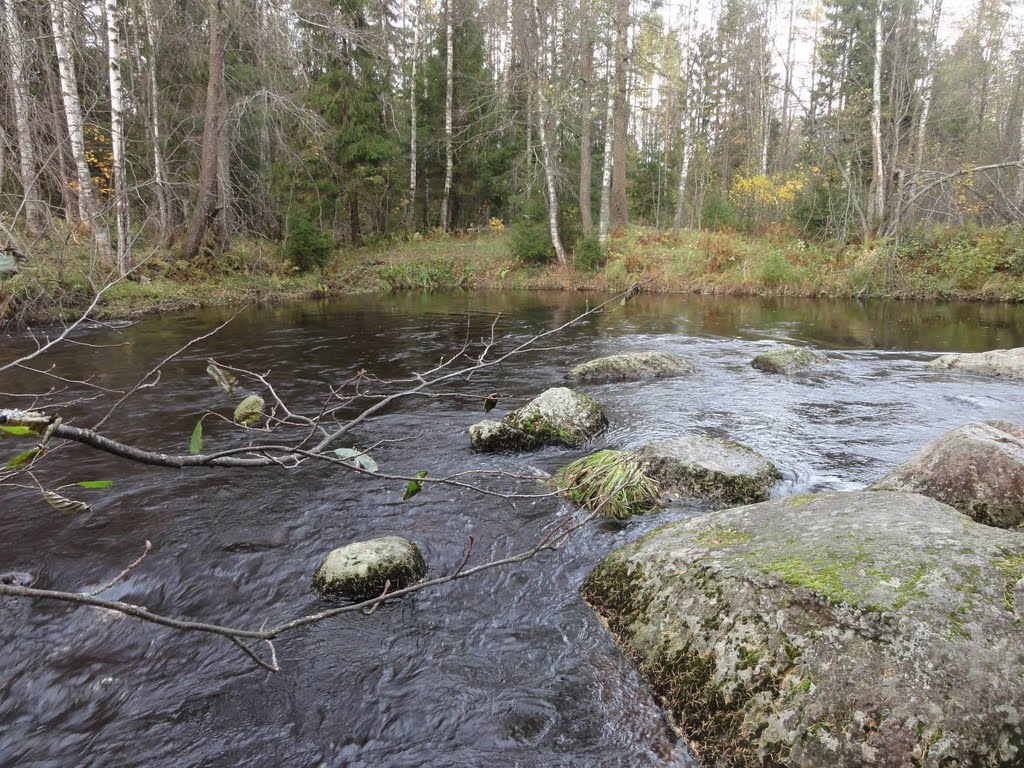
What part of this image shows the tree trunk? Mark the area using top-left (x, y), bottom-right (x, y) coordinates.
top-left (51, 0), bottom-right (112, 267)
top-left (105, 0), bottom-right (130, 276)
top-left (3, 0), bottom-right (46, 236)
top-left (779, 0), bottom-right (796, 167)
top-left (406, 2), bottom-right (420, 233)
top-left (141, 0), bottom-right (170, 239)
top-left (610, 0), bottom-right (629, 228)
top-left (672, 124), bottom-right (692, 234)
top-left (531, 0), bottom-right (566, 265)
top-left (1018, 100), bottom-right (1024, 206)
top-left (869, 0), bottom-right (885, 228)
top-left (598, 57), bottom-right (615, 244)
top-left (183, 0), bottom-right (228, 261)
top-left (578, 0), bottom-right (594, 237)
top-left (439, 0), bottom-right (454, 232)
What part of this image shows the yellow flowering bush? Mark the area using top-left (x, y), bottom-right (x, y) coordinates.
top-left (729, 168), bottom-right (809, 229)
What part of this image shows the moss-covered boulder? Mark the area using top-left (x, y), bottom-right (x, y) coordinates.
top-left (872, 420), bottom-right (1024, 528)
top-left (929, 347), bottom-right (1024, 379)
top-left (566, 351), bottom-right (698, 384)
top-left (554, 450), bottom-right (661, 520)
top-left (640, 436), bottom-right (780, 505)
top-left (469, 387), bottom-right (607, 452)
top-left (583, 491), bottom-right (1024, 768)
top-left (312, 536), bottom-right (426, 600)
top-left (751, 345), bottom-right (830, 374)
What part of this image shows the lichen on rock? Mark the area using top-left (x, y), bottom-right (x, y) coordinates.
top-left (566, 351), bottom-right (698, 384)
top-left (872, 420), bottom-right (1024, 528)
top-left (583, 491), bottom-right (1024, 767)
top-left (751, 344), bottom-right (830, 374)
top-left (312, 536), bottom-right (427, 601)
top-left (469, 387), bottom-right (607, 453)
top-left (929, 346), bottom-right (1024, 379)
top-left (640, 435), bottom-right (780, 505)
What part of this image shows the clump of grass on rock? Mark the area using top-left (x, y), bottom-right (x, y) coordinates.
top-left (554, 449), bottom-right (660, 520)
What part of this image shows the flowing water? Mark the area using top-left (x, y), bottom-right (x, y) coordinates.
top-left (1, 292), bottom-right (1022, 768)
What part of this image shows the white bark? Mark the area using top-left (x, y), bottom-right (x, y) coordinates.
top-left (3, 0), bottom-right (46, 235)
top-left (531, 0), bottom-right (566, 265)
top-left (106, 0), bottom-right (130, 275)
top-left (780, 0), bottom-right (796, 165)
top-left (439, 0), bottom-right (454, 231)
top-left (142, 0), bottom-right (170, 238)
top-left (1018, 104), bottom-right (1024, 206)
top-left (869, 0), bottom-right (885, 226)
top-left (598, 58), bottom-right (615, 244)
top-left (406, 2), bottom-right (420, 232)
top-left (51, 0), bottom-right (112, 266)
top-left (672, 124), bottom-right (692, 234)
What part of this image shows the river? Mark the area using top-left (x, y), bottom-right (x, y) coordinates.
top-left (1, 292), bottom-right (1022, 767)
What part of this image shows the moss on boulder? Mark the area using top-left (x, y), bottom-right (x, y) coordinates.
top-left (312, 536), bottom-right (427, 600)
top-left (751, 345), bottom-right (830, 374)
top-left (469, 387), bottom-right (607, 453)
top-left (583, 491), bottom-right (1024, 768)
top-left (872, 420), bottom-right (1024, 528)
top-left (566, 351), bottom-right (698, 384)
top-left (929, 347), bottom-right (1024, 379)
top-left (640, 435), bottom-right (780, 505)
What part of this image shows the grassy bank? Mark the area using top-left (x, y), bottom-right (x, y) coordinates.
top-left (3, 224), bottom-right (1024, 328)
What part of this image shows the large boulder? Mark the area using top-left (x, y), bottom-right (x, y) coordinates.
top-left (929, 347), bottom-right (1024, 379)
top-left (469, 387), bottom-right (607, 452)
top-left (872, 420), bottom-right (1024, 528)
top-left (751, 344), bottom-right (830, 374)
top-left (640, 435), bottom-right (780, 505)
top-left (566, 351), bottom-right (698, 384)
top-left (312, 536), bottom-right (426, 600)
top-left (583, 491), bottom-right (1024, 768)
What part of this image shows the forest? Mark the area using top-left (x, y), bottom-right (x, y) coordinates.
top-left (0, 0), bottom-right (1023, 307)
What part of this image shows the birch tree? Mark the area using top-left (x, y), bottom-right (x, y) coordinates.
top-left (578, 0), bottom-right (594, 236)
top-left (532, 0), bottom-right (567, 265)
top-left (142, 0), bottom-right (171, 239)
top-left (106, 0), bottom-right (130, 275)
top-left (869, 0), bottom-right (885, 227)
top-left (598, 57), bottom-right (615, 243)
top-left (2, 0), bottom-right (46, 236)
top-left (610, 0), bottom-right (630, 228)
top-left (406, 1), bottom-right (420, 233)
top-left (439, 0), bottom-right (455, 232)
top-left (51, 0), bottom-right (113, 266)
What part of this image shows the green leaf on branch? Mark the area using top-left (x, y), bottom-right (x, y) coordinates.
top-left (234, 395), bottom-right (265, 427)
top-left (42, 489), bottom-right (90, 514)
top-left (401, 470), bottom-right (428, 501)
top-left (207, 362), bottom-right (238, 395)
top-left (0, 425), bottom-right (34, 437)
top-left (6, 448), bottom-right (42, 468)
top-left (332, 448), bottom-right (379, 473)
top-left (189, 420), bottom-right (204, 455)
top-left (75, 480), bottom-right (113, 489)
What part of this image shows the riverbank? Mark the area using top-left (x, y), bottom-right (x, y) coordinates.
top-left (3, 224), bottom-right (1023, 328)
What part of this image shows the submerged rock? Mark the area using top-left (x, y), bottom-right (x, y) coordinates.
top-left (929, 346), bottom-right (1024, 379)
top-left (583, 491), bottom-right (1024, 768)
top-left (312, 536), bottom-right (426, 600)
top-left (469, 387), bottom-right (607, 453)
top-left (566, 351), bottom-right (698, 384)
top-left (640, 435), bottom-right (780, 505)
top-left (872, 420), bottom-right (1024, 528)
top-left (751, 344), bottom-right (830, 374)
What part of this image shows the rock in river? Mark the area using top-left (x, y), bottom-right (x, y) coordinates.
top-left (640, 435), bottom-right (780, 505)
top-left (929, 346), bottom-right (1024, 379)
top-left (583, 491), bottom-right (1024, 768)
top-left (469, 387), bottom-right (607, 452)
top-left (751, 344), bottom-right (830, 374)
top-left (566, 351), bottom-right (698, 384)
top-left (312, 536), bottom-right (427, 600)
top-left (872, 420), bottom-right (1024, 528)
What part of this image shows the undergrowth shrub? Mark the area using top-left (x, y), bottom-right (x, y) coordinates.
top-left (574, 236), bottom-right (605, 272)
top-left (283, 216), bottom-right (334, 272)
top-left (510, 220), bottom-right (555, 264)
